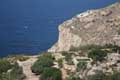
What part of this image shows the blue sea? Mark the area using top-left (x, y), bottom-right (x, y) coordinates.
top-left (0, 0), bottom-right (119, 57)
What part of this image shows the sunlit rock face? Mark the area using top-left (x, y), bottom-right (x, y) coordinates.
top-left (48, 3), bottom-right (120, 52)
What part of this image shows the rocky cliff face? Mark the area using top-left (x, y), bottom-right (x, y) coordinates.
top-left (48, 3), bottom-right (120, 52)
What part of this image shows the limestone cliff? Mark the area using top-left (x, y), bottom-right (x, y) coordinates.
top-left (48, 3), bottom-right (120, 52)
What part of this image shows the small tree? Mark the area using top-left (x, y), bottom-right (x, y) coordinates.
top-left (40, 68), bottom-right (62, 80)
top-left (31, 53), bottom-right (54, 74)
top-left (88, 49), bottom-right (107, 61)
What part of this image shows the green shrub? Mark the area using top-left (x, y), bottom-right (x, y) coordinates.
top-left (70, 45), bottom-right (102, 51)
top-left (77, 61), bottom-right (87, 72)
top-left (87, 71), bottom-right (107, 80)
top-left (0, 59), bottom-right (12, 73)
top-left (69, 46), bottom-right (80, 51)
top-left (62, 51), bottom-right (74, 65)
top-left (61, 51), bottom-right (69, 56)
top-left (8, 62), bottom-right (26, 80)
top-left (7, 55), bottom-right (29, 63)
top-left (66, 77), bottom-right (81, 80)
top-left (40, 67), bottom-right (62, 80)
top-left (31, 53), bottom-right (54, 74)
top-left (111, 71), bottom-right (120, 80)
top-left (117, 28), bottom-right (120, 35)
top-left (70, 44), bottom-right (120, 53)
top-left (0, 62), bottom-right (25, 80)
top-left (15, 55), bottom-right (29, 61)
top-left (57, 58), bottom-right (63, 68)
top-left (80, 45), bottom-right (102, 51)
top-left (88, 49), bottom-right (107, 61)
top-left (88, 71), bottom-right (120, 80)
top-left (38, 53), bottom-right (55, 60)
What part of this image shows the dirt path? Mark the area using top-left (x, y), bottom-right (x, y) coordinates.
top-left (18, 56), bottom-right (39, 80)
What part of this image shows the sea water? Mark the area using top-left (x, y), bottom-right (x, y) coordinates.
top-left (0, 0), bottom-right (119, 57)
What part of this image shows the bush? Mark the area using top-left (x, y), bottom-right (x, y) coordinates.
top-left (88, 49), bottom-right (107, 61)
top-left (57, 58), bottom-right (63, 68)
top-left (40, 67), bottom-right (62, 80)
top-left (111, 71), bottom-right (120, 80)
top-left (8, 62), bottom-right (26, 80)
top-left (0, 59), bottom-right (12, 73)
top-left (7, 55), bottom-right (29, 62)
top-left (66, 77), bottom-right (81, 80)
top-left (69, 46), bottom-right (80, 51)
top-left (70, 44), bottom-right (120, 53)
top-left (61, 51), bottom-right (69, 56)
top-left (87, 71), bottom-right (107, 80)
top-left (70, 45), bottom-right (102, 51)
top-left (31, 53), bottom-right (54, 74)
top-left (38, 53), bottom-right (55, 60)
top-left (87, 71), bottom-right (120, 80)
top-left (62, 51), bottom-right (74, 65)
top-left (15, 55), bottom-right (29, 61)
top-left (77, 61), bottom-right (87, 72)
top-left (0, 62), bottom-right (25, 80)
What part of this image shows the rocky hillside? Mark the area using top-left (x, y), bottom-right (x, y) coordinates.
top-left (48, 2), bottom-right (120, 52)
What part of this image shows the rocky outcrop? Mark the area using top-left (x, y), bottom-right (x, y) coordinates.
top-left (48, 2), bottom-right (120, 52)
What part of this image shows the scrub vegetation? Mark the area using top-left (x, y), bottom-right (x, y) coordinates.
top-left (0, 58), bottom-right (25, 80)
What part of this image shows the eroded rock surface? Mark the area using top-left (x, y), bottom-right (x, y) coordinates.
top-left (48, 3), bottom-right (120, 52)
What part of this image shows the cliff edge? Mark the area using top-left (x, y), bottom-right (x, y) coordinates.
top-left (48, 2), bottom-right (120, 52)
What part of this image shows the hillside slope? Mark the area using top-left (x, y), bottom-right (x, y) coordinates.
top-left (48, 2), bottom-right (120, 52)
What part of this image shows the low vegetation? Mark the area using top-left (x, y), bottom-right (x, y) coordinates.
top-left (0, 59), bottom-right (12, 73)
top-left (70, 44), bottom-right (103, 51)
top-left (57, 58), bottom-right (63, 68)
top-left (87, 71), bottom-right (107, 80)
top-left (31, 53), bottom-right (62, 80)
top-left (66, 77), bottom-right (81, 80)
top-left (31, 53), bottom-right (54, 74)
top-left (0, 43), bottom-right (120, 80)
top-left (0, 58), bottom-right (25, 80)
top-left (62, 51), bottom-right (74, 65)
top-left (77, 61), bottom-right (87, 72)
top-left (7, 54), bottom-right (29, 62)
top-left (70, 44), bottom-right (120, 53)
top-left (40, 67), bottom-right (62, 80)
top-left (88, 48), bottom-right (107, 62)
top-left (87, 70), bottom-right (120, 80)
top-left (111, 71), bottom-right (120, 80)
